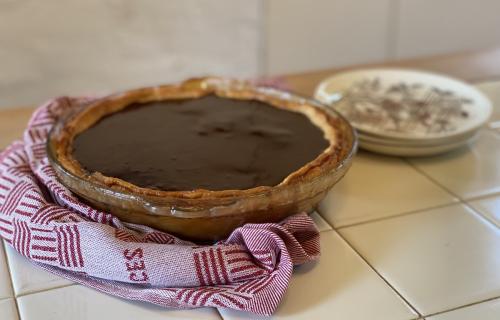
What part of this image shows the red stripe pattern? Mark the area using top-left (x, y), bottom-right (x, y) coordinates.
top-left (0, 96), bottom-right (320, 316)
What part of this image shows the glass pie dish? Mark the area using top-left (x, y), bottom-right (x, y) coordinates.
top-left (47, 78), bottom-right (357, 241)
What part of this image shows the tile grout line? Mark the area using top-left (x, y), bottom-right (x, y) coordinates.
top-left (402, 158), bottom-right (462, 201)
top-left (315, 166), bottom-right (499, 319)
top-left (402, 129), bottom-right (500, 202)
top-left (460, 201), bottom-right (499, 229)
top-left (422, 295), bottom-right (500, 318)
top-left (404, 158), bottom-right (500, 226)
top-left (1, 240), bottom-right (21, 319)
top-left (215, 307), bottom-right (224, 320)
top-left (2, 239), bottom-right (77, 300)
top-left (13, 298), bottom-right (21, 320)
top-left (313, 207), bottom-right (335, 231)
top-left (316, 152), bottom-right (465, 230)
top-left (0, 297), bottom-right (22, 320)
top-left (313, 151), bottom-right (499, 318)
top-left (333, 230), bottom-right (422, 318)
top-left (333, 201), bottom-right (458, 230)
top-left (14, 283), bottom-right (76, 299)
top-left (463, 190), bottom-right (500, 202)
top-left (321, 190), bottom-right (499, 318)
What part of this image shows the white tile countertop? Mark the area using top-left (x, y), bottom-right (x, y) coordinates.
top-left (1, 81), bottom-right (500, 319)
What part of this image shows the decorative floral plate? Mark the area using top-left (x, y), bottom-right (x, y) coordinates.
top-left (315, 69), bottom-right (492, 141)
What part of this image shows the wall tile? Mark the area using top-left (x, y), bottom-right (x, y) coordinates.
top-left (395, 0), bottom-right (500, 59)
top-left (266, 0), bottom-right (392, 74)
top-left (0, 0), bottom-right (262, 107)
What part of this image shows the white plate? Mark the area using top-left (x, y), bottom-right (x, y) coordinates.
top-left (358, 128), bottom-right (479, 147)
top-left (359, 134), bottom-right (477, 157)
top-left (315, 68), bottom-right (492, 141)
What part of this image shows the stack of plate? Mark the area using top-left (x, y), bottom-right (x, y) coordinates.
top-left (314, 69), bottom-right (492, 156)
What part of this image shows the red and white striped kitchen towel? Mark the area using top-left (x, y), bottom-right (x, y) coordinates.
top-left (0, 96), bottom-right (320, 316)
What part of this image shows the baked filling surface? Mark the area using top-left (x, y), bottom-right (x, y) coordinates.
top-left (72, 95), bottom-right (329, 191)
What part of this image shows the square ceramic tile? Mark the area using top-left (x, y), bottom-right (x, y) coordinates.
top-left (340, 204), bottom-right (500, 315)
top-left (4, 243), bottom-right (74, 296)
top-left (468, 195), bottom-right (500, 228)
top-left (0, 241), bottom-right (14, 299)
top-left (0, 298), bottom-right (19, 320)
top-left (409, 131), bottom-right (500, 200)
top-left (17, 285), bottom-right (222, 320)
top-left (219, 230), bottom-right (417, 320)
top-left (309, 211), bottom-right (332, 232)
top-left (318, 152), bottom-right (457, 228)
top-left (427, 298), bottom-right (500, 320)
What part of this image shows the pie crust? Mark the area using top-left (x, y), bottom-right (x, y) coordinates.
top-left (48, 77), bottom-right (356, 241)
top-left (54, 77), bottom-right (350, 198)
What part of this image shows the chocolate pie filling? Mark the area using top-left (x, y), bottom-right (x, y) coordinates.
top-left (72, 95), bottom-right (329, 191)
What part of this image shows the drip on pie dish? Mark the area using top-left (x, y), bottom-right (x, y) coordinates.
top-left (47, 77), bottom-right (357, 241)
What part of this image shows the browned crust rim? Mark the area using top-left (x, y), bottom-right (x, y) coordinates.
top-left (54, 77), bottom-right (351, 199)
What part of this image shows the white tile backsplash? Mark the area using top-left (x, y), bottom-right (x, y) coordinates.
top-left (395, 0), bottom-right (500, 59)
top-left (265, 0), bottom-right (392, 74)
top-left (0, 0), bottom-right (262, 107)
top-left (1, 0), bottom-right (500, 109)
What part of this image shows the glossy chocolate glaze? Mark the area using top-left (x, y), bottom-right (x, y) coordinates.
top-left (73, 95), bottom-right (329, 191)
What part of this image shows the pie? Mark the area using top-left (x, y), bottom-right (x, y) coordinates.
top-left (49, 78), bottom-right (356, 240)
